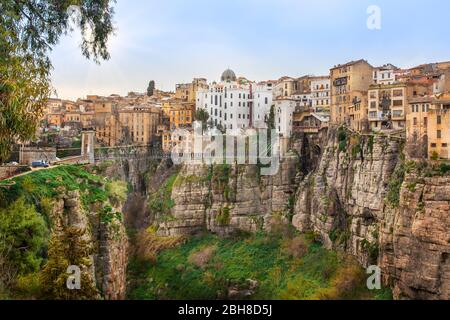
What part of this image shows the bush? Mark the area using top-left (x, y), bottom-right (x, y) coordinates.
top-left (0, 198), bottom-right (48, 277)
top-left (106, 180), bottom-right (128, 206)
top-left (386, 162), bottom-right (406, 207)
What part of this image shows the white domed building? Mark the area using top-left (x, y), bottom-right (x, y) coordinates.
top-left (195, 69), bottom-right (274, 134)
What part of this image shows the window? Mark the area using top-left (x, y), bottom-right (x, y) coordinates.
top-left (393, 100), bottom-right (403, 107)
top-left (413, 118), bottom-right (417, 125)
top-left (424, 117), bottom-right (427, 126)
top-left (437, 130), bottom-right (442, 139)
top-left (431, 143), bottom-right (437, 148)
top-left (265, 97), bottom-right (268, 104)
top-left (437, 116), bottom-right (442, 125)
top-left (443, 143), bottom-right (448, 148)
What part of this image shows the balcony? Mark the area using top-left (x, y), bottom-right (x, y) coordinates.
top-left (368, 111), bottom-right (390, 122)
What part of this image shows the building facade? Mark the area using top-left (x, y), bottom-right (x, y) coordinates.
top-left (330, 59), bottom-right (374, 131)
top-left (310, 76), bottom-right (331, 112)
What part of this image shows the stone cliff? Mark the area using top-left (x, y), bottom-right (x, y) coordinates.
top-left (292, 127), bottom-right (449, 300)
top-left (158, 153), bottom-right (301, 236)
top-left (150, 127), bottom-right (449, 300)
top-left (49, 190), bottom-right (128, 300)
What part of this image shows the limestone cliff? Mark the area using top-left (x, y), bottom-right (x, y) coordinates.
top-left (158, 153), bottom-right (301, 236)
top-left (49, 190), bottom-right (128, 300)
top-left (292, 127), bottom-right (449, 300)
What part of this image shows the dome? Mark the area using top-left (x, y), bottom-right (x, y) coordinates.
top-left (221, 69), bottom-right (237, 82)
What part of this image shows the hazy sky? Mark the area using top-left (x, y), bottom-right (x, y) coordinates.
top-left (50, 0), bottom-right (450, 100)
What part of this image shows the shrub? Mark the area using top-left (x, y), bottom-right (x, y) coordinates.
top-left (134, 227), bottom-right (184, 263)
top-left (106, 180), bottom-right (128, 206)
top-left (216, 207), bottom-right (231, 226)
top-left (284, 236), bottom-right (309, 259)
top-left (39, 227), bottom-right (99, 300)
top-left (0, 198), bottom-right (48, 276)
top-left (188, 245), bottom-right (217, 268)
top-left (386, 162), bottom-right (406, 207)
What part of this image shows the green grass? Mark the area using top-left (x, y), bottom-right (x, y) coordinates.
top-left (127, 233), bottom-right (391, 300)
top-left (0, 165), bottom-right (110, 211)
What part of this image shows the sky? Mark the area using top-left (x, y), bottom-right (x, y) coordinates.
top-left (49, 0), bottom-right (450, 100)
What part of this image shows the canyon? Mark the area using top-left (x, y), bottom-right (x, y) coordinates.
top-left (119, 126), bottom-right (448, 300)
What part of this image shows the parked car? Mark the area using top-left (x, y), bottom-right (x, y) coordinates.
top-left (31, 160), bottom-right (49, 168)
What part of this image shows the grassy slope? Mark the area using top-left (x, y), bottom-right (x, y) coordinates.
top-left (128, 233), bottom-right (392, 300)
top-left (0, 165), bottom-right (114, 211)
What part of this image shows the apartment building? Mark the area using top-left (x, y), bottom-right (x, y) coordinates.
top-left (372, 64), bottom-right (398, 85)
top-left (368, 83), bottom-right (407, 131)
top-left (310, 76), bottom-right (331, 112)
top-left (196, 69), bottom-right (273, 133)
top-left (368, 81), bottom-right (432, 131)
top-left (118, 106), bottom-right (161, 146)
top-left (175, 78), bottom-right (208, 103)
top-left (169, 104), bottom-right (194, 130)
top-left (330, 59), bottom-right (374, 131)
top-left (275, 98), bottom-right (296, 138)
top-left (428, 94), bottom-right (450, 159)
top-left (406, 96), bottom-right (432, 157)
top-left (274, 77), bottom-right (297, 99)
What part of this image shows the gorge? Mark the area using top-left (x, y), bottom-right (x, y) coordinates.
top-left (1, 126), bottom-right (448, 300)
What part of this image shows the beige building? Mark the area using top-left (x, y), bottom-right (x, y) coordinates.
top-left (428, 94), bottom-right (450, 159)
top-left (274, 77), bottom-right (298, 98)
top-left (118, 106), bottom-right (162, 146)
top-left (406, 96), bottom-right (432, 158)
top-left (175, 78), bottom-right (208, 103)
top-left (368, 84), bottom-right (407, 131)
top-left (330, 59), bottom-right (374, 131)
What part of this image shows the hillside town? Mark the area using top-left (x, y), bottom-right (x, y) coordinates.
top-left (29, 60), bottom-right (450, 164)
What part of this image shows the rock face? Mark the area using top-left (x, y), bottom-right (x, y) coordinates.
top-left (292, 127), bottom-right (450, 300)
top-left (50, 190), bottom-right (128, 300)
top-left (135, 127), bottom-right (449, 300)
top-left (380, 175), bottom-right (450, 300)
top-left (159, 153), bottom-right (300, 236)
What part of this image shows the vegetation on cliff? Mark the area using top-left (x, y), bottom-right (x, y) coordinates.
top-left (127, 232), bottom-right (391, 300)
top-left (0, 165), bottom-right (127, 299)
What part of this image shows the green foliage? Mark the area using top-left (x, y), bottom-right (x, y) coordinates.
top-left (0, 197), bottom-right (48, 276)
top-left (147, 80), bottom-right (155, 97)
top-left (430, 151), bottom-right (439, 161)
top-left (0, 0), bottom-right (116, 163)
top-left (106, 180), bottom-right (128, 206)
top-left (386, 162), bottom-right (406, 207)
top-left (128, 233), bottom-right (388, 300)
top-left (337, 127), bottom-right (348, 153)
top-left (194, 109), bottom-right (210, 130)
top-left (266, 105), bottom-right (275, 129)
top-left (39, 227), bottom-right (99, 300)
top-left (100, 205), bottom-right (122, 225)
top-left (0, 165), bottom-right (119, 212)
top-left (439, 163), bottom-right (450, 175)
top-left (211, 164), bottom-right (232, 196)
top-left (148, 173), bottom-right (178, 219)
top-left (361, 239), bottom-right (379, 265)
top-left (216, 207), bottom-right (230, 226)
top-left (367, 135), bottom-right (374, 155)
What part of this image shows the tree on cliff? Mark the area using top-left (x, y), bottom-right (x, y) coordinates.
top-left (40, 226), bottom-right (99, 300)
top-left (0, 197), bottom-right (47, 290)
top-left (194, 109), bottom-right (209, 131)
top-left (147, 80), bottom-right (155, 96)
top-left (0, 0), bottom-right (116, 163)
